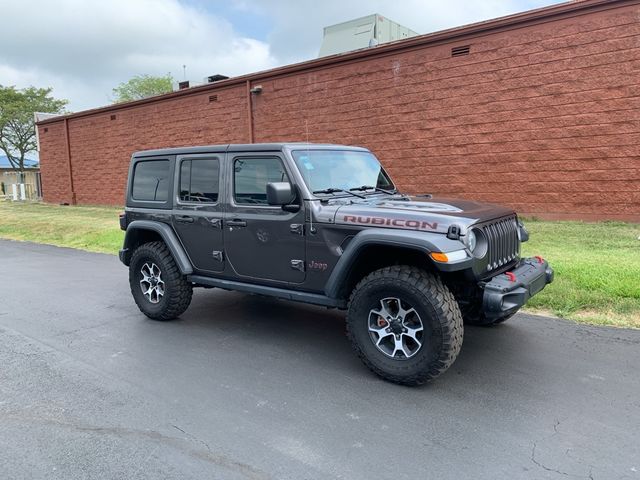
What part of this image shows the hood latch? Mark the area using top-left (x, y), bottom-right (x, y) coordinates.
top-left (447, 224), bottom-right (462, 240)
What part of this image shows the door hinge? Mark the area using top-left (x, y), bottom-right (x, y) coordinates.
top-left (290, 259), bottom-right (305, 272)
top-left (290, 223), bottom-right (304, 236)
top-left (208, 218), bottom-right (222, 229)
top-left (212, 251), bottom-right (224, 262)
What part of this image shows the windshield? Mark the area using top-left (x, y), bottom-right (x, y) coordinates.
top-left (292, 150), bottom-right (395, 194)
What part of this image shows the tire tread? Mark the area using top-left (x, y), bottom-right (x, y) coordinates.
top-left (129, 241), bottom-right (192, 321)
top-left (346, 265), bottom-right (463, 385)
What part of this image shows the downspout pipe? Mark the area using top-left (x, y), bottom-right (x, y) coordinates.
top-left (246, 80), bottom-right (254, 143)
top-left (63, 118), bottom-right (76, 205)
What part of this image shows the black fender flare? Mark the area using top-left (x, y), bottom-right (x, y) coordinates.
top-left (120, 220), bottom-right (193, 275)
top-left (323, 228), bottom-right (472, 299)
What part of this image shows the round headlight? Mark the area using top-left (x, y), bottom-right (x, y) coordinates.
top-left (468, 228), bottom-right (488, 258)
top-left (467, 230), bottom-right (477, 252)
top-left (517, 220), bottom-right (529, 242)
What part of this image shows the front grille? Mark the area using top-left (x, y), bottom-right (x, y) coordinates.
top-left (482, 216), bottom-right (520, 272)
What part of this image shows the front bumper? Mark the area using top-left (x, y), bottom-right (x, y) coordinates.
top-left (482, 257), bottom-right (554, 320)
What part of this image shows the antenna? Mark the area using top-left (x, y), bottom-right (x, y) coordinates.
top-left (153, 177), bottom-right (161, 201)
top-left (304, 119), bottom-right (316, 234)
top-left (182, 65), bottom-right (186, 80)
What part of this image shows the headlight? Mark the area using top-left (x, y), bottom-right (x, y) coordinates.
top-left (467, 230), bottom-right (477, 252)
top-left (517, 220), bottom-right (529, 242)
top-left (467, 228), bottom-right (488, 258)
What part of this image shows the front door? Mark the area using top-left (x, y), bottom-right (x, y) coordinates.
top-left (224, 153), bottom-right (305, 284)
top-left (172, 155), bottom-right (225, 273)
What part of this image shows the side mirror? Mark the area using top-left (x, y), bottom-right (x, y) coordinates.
top-left (266, 182), bottom-right (295, 206)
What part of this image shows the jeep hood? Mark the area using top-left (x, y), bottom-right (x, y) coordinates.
top-left (332, 196), bottom-right (515, 234)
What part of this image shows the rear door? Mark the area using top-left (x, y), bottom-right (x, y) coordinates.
top-left (224, 152), bottom-right (306, 284)
top-left (172, 154), bottom-right (225, 273)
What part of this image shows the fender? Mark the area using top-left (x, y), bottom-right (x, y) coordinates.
top-left (120, 220), bottom-right (193, 275)
top-left (324, 228), bottom-right (472, 299)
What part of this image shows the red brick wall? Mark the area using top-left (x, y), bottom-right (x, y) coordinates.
top-left (38, 121), bottom-right (71, 204)
top-left (37, 2), bottom-right (640, 221)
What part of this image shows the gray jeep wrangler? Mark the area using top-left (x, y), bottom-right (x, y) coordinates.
top-left (119, 143), bottom-right (553, 385)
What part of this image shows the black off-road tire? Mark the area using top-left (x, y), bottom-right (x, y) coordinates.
top-left (129, 241), bottom-right (193, 321)
top-left (346, 266), bottom-right (464, 386)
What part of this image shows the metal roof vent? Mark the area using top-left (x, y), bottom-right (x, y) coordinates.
top-left (318, 14), bottom-right (419, 57)
top-left (207, 74), bottom-right (229, 83)
top-left (451, 45), bottom-right (471, 57)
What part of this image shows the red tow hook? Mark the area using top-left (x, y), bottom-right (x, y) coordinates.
top-left (535, 255), bottom-right (544, 264)
top-left (505, 272), bottom-right (517, 282)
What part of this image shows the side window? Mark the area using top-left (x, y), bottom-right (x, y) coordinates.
top-left (234, 157), bottom-right (289, 205)
top-left (180, 158), bottom-right (220, 203)
top-left (132, 160), bottom-right (170, 201)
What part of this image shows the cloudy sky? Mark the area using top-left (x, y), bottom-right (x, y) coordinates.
top-left (1, 0), bottom-right (563, 112)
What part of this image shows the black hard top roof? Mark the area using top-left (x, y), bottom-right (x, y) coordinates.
top-left (132, 143), bottom-right (369, 158)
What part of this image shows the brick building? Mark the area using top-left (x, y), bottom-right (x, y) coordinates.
top-left (37, 0), bottom-right (640, 221)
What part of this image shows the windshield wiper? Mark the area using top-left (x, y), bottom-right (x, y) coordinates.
top-left (312, 188), bottom-right (366, 199)
top-left (349, 185), bottom-right (397, 195)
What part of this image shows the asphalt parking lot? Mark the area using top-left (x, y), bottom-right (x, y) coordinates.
top-left (1, 239), bottom-right (639, 480)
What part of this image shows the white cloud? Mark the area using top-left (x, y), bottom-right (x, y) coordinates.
top-left (0, 0), bottom-right (276, 110)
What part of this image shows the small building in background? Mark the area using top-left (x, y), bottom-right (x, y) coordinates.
top-left (319, 14), bottom-right (419, 57)
top-left (0, 156), bottom-right (42, 200)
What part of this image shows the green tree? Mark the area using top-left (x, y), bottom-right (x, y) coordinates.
top-left (112, 74), bottom-right (174, 103)
top-left (0, 85), bottom-right (68, 173)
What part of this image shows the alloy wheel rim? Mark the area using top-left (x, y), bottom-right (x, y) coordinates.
top-left (139, 262), bottom-right (165, 304)
top-left (368, 297), bottom-right (424, 359)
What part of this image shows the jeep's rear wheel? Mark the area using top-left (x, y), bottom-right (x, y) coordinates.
top-left (346, 266), bottom-right (463, 386)
top-left (129, 241), bottom-right (193, 321)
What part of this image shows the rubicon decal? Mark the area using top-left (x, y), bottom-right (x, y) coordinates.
top-left (343, 215), bottom-right (438, 231)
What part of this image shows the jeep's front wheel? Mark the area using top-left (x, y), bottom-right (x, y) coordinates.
top-left (129, 241), bottom-right (193, 321)
top-left (346, 266), bottom-right (463, 386)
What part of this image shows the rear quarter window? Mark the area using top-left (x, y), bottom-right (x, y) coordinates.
top-left (179, 158), bottom-right (220, 203)
top-left (132, 160), bottom-right (170, 201)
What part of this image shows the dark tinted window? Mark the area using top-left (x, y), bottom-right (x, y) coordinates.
top-left (234, 157), bottom-right (289, 205)
top-left (132, 160), bottom-right (170, 201)
top-left (180, 158), bottom-right (219, 203)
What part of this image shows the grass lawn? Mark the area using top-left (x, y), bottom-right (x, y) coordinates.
top-left (1, 201), bottom-right (638, 327)
top-left (0, 201), bottom-right (123, 254)
top-left (521, 218), bottom-right (640, 328)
